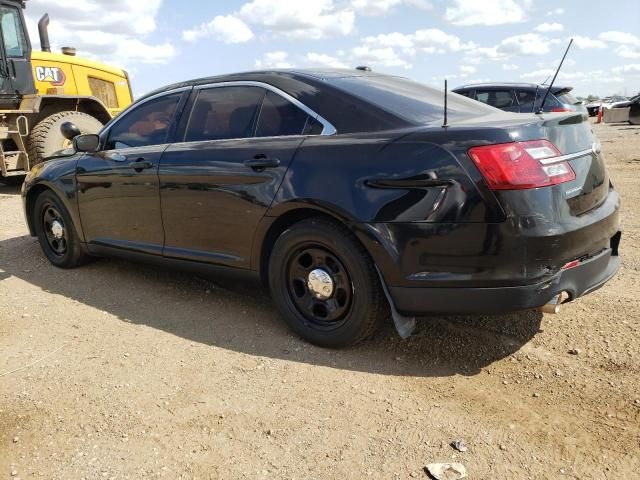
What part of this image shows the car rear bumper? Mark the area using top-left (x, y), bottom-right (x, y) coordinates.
top-left (388, 232), bottom-right (621, 316)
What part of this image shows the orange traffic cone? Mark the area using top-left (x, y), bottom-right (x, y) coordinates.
top-left (596, 105), bottom-right (603, 124)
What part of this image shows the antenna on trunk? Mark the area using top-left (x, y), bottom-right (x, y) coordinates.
top-left (537, 38), bottom-right (573, 114)
top-left (443, 79), bottom-right (448, 127)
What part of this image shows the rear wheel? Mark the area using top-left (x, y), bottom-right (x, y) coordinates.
top-left (34, 190), bottom-right (91, 268)
top-left (27, 111), bottom-right (104, 164)
top-left (268, 218), bottom-right (388, 348)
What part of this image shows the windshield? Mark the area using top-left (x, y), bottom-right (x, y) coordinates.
top-left (328, 75), bottom-right (498, 124)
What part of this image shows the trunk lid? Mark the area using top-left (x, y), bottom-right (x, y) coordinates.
top-left (538, 113), bottom-right (608, 216)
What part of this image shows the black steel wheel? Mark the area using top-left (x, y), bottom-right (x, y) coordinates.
top-left (41, 203), bottom-right (67, 256)
top-left (269, 217), bottom-right (389, 347)
top-left (33, 190), bottom-right (91, 268)
top-left (285, 246), bottom-right (354, 327)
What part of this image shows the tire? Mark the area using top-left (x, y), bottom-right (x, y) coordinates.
top-left (268, 218), bottom-right (389, 348)
top-left (27, 111), bottom-right (104, 164)
top-left (33, 190), bottom-right (91, 268)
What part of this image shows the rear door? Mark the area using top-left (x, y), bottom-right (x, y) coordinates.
top-left (159, 84), bottom-right (322, 268)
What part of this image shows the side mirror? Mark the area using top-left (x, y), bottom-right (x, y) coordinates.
top-left (73, 134), bottom-right (100, 153)
top-left (61, 121), bottom-right (82, 141)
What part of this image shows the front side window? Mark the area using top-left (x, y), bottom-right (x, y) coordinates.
top-left (185, 86), bottom-right (264, 142)
top-left (0, 6), bottom-right (27, 58)
top-left (476, 90), bottom-right (515, 109)
top-left (106, 93), bottom-right (182, 150)
top-left (255, 91), bottom-right (311, 137)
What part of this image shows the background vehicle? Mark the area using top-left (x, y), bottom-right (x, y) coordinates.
top-left (610, 94), bottom-right (640, 125)
top-left (586, 96), bottom-right (629, 116)
top-left (453, 82), bottom-right (587, 114)
top-left (22, 69), bottom-right (620, 348)
top-left (0, 0), bottom-right (133, 180)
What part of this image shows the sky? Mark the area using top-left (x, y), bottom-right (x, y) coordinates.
top-left (23, 0), bottom-right (640, 99)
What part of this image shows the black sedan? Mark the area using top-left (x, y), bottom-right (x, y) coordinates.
top-left (22, 69), bottom-right (621, 347)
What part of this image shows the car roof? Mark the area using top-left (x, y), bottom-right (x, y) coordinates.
top-left (453, 82), bottom-right (572, 94)
top-left (140, 68), bottom-right (377, 100)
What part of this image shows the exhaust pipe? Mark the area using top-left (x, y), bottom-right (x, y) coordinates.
top-left (539, 292), bottom-right (570, 314)
top-left (38, 14), bottom-right (51, 53)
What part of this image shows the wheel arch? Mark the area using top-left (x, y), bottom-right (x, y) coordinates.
top-left (24, 179), bottom-right (83, 241)
top-left (33, 95), bottom-right (112, 126)
top-left (254, 205), bottom-right (380, 288)
top-left (25, 183), bottom-right (54, 236)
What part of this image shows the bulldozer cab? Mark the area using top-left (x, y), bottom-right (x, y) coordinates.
top-left (0, 0), bottom-right (35, 104)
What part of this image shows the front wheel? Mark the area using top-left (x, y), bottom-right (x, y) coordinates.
top-left (268, 218), bottom-right (388, 348)
top-left (33, 190), bottom-right (91, 268)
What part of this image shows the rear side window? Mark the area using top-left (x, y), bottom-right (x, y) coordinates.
top-left (185, 86), bottom-right (264, 142)
top-left (476, 90), bottom-right (515, 109)
top-left (255, 91), bottom-right (310, 137)
top-left (516, 90), bottom-right (538, 111)
top-left (455, 90), bottom-right (474, 99)
top-left (106, 92), bottom-right (182, 150)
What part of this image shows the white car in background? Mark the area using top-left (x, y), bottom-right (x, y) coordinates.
top-left (586, 96), bottom-right (629, 116)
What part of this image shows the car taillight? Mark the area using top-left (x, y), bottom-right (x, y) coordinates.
top-left (550, 107), bottom-right (571, 112)
top-left (467, 139), bottom-right (576, 190)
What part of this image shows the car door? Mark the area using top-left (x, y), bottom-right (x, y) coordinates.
top-left (76, 89), bottom-right (187, 255)
top-left (159, 83), bottom-right (325, 268)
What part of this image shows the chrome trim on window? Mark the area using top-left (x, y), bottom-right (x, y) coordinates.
top-left (193, 80), bottom-right (337, 136)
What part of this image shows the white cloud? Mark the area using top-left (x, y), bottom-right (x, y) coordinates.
top-left (444, 0), bottom-right (529, 26)
top-left (502, 63), bottom-right (519, 70)
top-left (534, 22), bottom-right (563, 33)
top-left (183, 15), bottom-right (254, 43)
top-left (464, 46), bottom-right (508, 64)
top-left (351, 0), bottom-right (432, 15)
top-left (351, 45), bottom-right (412, 68)
top-left (520, 69), bottom-right (624, 85)
top-left (598, 31), bottom-right (640, 45)
top-left (255, 51), bottom-right (292, 69)
top-left (612, 64), bottom-right (640, 74)
top-left (460, 65), bottom-right (476, 73)
top-left (413, 29), bottom-right (476, 52)
top-left (305, 52), bottom-right (348, 68)
top-left (546, 8), bottom-right (564, 16)
top-left (520, 68), bottom-right (554, 79)
top-left (498, 33), bottom-right (557, 56)
top-left (598, 31), bottom-right (640, 59)
top-left (361, 29), bottom-right (474, 58)
top-left (25, 0), bottom-right (175, 66)
top-left (239, 0), bottom-right (355, 39)
top-left (572, 36), bottom-right (606, 49)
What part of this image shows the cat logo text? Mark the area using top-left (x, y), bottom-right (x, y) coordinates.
top-left (35, 66), bottom-right (66, 87)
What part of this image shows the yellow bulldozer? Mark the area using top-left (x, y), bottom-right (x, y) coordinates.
top-left (0, 0), bottom-right (133, 180)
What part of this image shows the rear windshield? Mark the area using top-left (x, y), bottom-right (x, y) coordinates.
top-left (329, 75), bottom-right (497, 124)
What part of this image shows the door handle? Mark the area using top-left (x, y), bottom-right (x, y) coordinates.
top-left (107, 152), bottom-right (127, 162)
top-left (244, 155), bottom-right (280, 170)
top-left (129, 159), bottom-right (153, 170)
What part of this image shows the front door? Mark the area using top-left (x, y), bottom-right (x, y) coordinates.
top-left (159, 85), bottom-right (318, 268)
top-left (76, 91), bottom-right (185, 255)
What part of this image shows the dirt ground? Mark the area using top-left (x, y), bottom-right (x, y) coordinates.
top-left (0, 120), bottom-right (639, 479)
